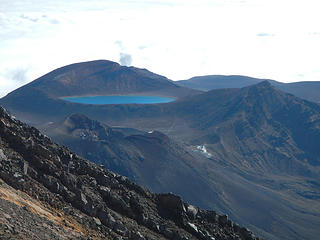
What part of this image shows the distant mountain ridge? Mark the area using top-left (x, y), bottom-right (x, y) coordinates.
top-left (177, 75), bottom-right (320, 103)
top-left (177, 75), bottom-right (272, 90)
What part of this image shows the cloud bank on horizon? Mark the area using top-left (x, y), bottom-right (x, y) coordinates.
top-left (0, 0), bottom-right (320, 97)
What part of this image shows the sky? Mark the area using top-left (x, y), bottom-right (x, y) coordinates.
top-left (1, 0), bottom-right (320, 97)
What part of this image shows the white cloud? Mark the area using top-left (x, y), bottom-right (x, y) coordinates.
top-left (119, 53), bottom-right (133, 66)
top-left (5, 67), bottom-right (30, 84)
top-left (256, 33), bottom-right (275, 37)
top-left (0, 0), bottom-right (320, 97)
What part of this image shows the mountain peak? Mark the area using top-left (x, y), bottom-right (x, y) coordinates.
top-left (243, 80), bottom-right (280, 103)
top-left (11, 60), bottom-right (198, 98)
top-left (245, 80), bottom-right (274, 92)
top-left (255, 80), bottom-right (272, 88)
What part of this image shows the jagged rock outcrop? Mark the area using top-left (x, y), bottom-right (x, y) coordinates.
top-left (0, 106), bottom-right (259, 240)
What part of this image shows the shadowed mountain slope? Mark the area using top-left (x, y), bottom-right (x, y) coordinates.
top-left (24, 60), bottom-right (198, 98)
top-left (40, 88), bottom-right (320, 240)
top-left (0, 106), bottom-right (260, 240)
top-left (169, 82), bottom-right (320, 174)
top-left (46, 113), bottom-right (219, 209)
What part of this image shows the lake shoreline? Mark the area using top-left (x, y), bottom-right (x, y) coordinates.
top-left (62, 95), bottom-right (175, 105)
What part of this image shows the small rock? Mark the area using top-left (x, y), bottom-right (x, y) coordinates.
top-left (132, 231), bottom-right (145, 240)
top-left (3, 213), bottom-right (11, 219)
top-left (205, 237), bottom-right (216, 240)
top-left (218, 215), bottom-right (228, 226)
top-left (162, 228), bottom-right (173, 239)
top-left (114, 222), bottom-right (127, 236)
top-left (0, 149), bottom-right (7, 161)
top-left (13, 172), bottom-right (22, 178)
top-left (186, 204), bottom-right (198, 219)
top-left (98, 211), bottom-right (116, 227)
top-left (80, 192), bottom-right (88, 205)
top-left (93, 217), bottom-right (101, 226)
top-left (99, 186), bottom-right (110, 197)
top-left (23, 161), bottom-right (28, 175)
top-left (4, 224), bottom-right (13, 233)
top-left (186, 222), bottom-right (198, 234)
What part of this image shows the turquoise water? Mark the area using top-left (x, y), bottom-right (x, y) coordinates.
top-left (63, 95), bottom-right (175, 104)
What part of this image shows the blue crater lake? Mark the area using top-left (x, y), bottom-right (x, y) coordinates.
top-left (63, 95), bottom-right (175, 105)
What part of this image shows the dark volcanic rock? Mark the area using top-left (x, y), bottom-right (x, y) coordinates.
top-left (0, 106), bottom-right (259, 240)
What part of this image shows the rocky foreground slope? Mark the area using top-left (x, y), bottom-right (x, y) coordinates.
top-left (0, 106), bottom-right (259, 240)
